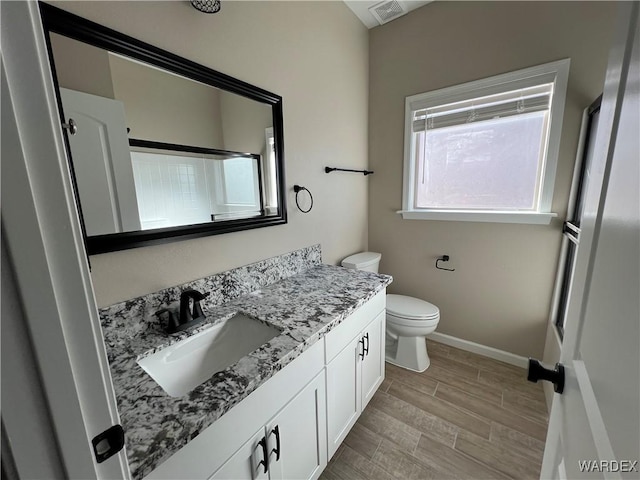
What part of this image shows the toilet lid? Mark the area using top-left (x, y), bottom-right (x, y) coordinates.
top-left (342, 252), bottom-right (381, 269)
top-left (386, 294), bottom-right (439, 320)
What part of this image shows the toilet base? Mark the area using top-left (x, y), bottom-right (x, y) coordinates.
top-left (385, 335), bottom-right (430, 372)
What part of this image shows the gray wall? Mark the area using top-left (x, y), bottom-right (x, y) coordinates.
top-left (49, 1), bottom-right (370, 307)
top-left (108, 54), bottom-right (226, 149)
top-left (368, 1), bottom-right (617, 358)
top-left (50, 33), bottom-right (115, 99)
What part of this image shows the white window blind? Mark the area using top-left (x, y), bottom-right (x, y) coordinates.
top-left (412, 83), bottom-right (553, 133)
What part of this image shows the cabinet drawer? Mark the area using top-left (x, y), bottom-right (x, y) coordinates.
top-left (325, 290), bottom-right (385, 363)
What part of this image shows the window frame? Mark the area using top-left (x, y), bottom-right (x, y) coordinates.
top-left (400, 59), bottom-right (570, 225)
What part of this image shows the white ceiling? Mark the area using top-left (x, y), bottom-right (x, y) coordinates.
top-left (343, 0), bottom-right (432, 29)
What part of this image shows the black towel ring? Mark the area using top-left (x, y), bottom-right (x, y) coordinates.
top-left (294, 185), bottom-right (313, 213)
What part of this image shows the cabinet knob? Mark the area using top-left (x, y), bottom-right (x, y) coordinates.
top-left (62, 118), bottom-right (78, 135)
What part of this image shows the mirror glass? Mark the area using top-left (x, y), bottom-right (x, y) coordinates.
top-left (41, 5), bottom-right (286, 254)
top-left (130, 144), bottom-right (265, 228)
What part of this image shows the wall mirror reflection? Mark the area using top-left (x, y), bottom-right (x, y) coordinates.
top-left (41, 4), bottom-right (286, 254)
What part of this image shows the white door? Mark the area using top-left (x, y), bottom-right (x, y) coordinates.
top-left (326, 335), bottom-right (362, 459)
top-left (541, 6), bottom-right (639, 479)
top-left (360, 311), bottom-right (385, 410)
top-left (3, 3), bottom-right (129, 478)
top-left (60, 88), bottom-right (141, 235)
top-left (267, 372), bottom-right (327, 480)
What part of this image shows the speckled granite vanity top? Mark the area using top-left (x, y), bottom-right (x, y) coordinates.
top-left (98, 246), bottom-right (392, 480)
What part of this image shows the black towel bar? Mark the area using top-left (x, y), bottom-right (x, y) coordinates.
top-left (325, 167), bottom-right (374, 176)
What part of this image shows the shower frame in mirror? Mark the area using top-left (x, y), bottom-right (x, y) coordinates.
top-left (39, 3), bottom-right (287, 255)
top-left (129, 138), bottom-right (266, 224)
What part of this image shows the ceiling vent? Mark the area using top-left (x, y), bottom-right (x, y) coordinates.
top-left (368, 0), bottom-right (407, 25)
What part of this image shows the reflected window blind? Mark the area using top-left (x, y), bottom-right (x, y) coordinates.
top-left (412, 83), bottom-right (553, 132)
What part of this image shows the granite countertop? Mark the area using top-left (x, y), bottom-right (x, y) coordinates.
top-left (100, 264), bottom-right (392, 480)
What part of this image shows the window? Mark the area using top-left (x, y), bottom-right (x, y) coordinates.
top-left (553, 96), bottom-right (601, 338)
top-left (400, 59), bottom-right (570, 224)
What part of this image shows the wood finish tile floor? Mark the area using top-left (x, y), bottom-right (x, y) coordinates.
top-left (321, 340), bottom-right (548, 480)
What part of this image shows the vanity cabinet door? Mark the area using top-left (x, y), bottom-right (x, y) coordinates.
top-left (325, 308), bottom-right (387, 461)
top-left (326, 335), bottom-right (362, 459)
top-left (209, 428), bottom-right (269, 480)
top-left (360, 311), bottom-right (385, 411)
top-left (266, 371), bottom-right (327, 480)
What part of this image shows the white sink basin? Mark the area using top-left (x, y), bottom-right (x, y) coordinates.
top-left (137, 313), bottom-right (282, 397)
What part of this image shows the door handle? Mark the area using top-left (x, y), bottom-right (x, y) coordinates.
top-left (358, 337), bottom-right (365, 359)
top-left (363, 333), bottom-right (370, 356)
top-left (255, 436), bottom-right (269, 474)
top-left (527, 358), bottom-right (565, 394)
top-left (269, 425), bottom-right (281, 461)
top-left (62, 118), bottom-right (78, 135)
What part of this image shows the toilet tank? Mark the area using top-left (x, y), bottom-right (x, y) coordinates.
top-left (341, 252), bottom-right (381, 273)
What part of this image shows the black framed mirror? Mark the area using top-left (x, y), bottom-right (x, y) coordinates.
top-left (39, 3), bottom-right (287, 255)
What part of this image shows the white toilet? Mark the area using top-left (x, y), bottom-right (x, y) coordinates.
top-left (342, 252), bottom-right (440, 372)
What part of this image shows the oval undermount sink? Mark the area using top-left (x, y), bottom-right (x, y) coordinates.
top-left (137, 313), bottom-right (282, 397)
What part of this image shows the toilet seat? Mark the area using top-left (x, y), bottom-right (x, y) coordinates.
top-left (386, 294), bottom-right (439, 320)
top-left (387, 312), bottom-right (439, 327)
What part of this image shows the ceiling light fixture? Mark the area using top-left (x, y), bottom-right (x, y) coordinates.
top-left (190, 0), bottom-right (221, 14)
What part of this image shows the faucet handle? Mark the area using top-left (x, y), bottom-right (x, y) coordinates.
top-left (179, 289), bottom-right (210, 323)
top-left (192, 291), bottom-right (210, 320)
top-left (179, 291), bottom-right (194, 324)
top-left (154, 308), bottom-right (180, 333)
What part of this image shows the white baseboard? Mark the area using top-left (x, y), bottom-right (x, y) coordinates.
top-left (428, 332), bottom-right (529, 369)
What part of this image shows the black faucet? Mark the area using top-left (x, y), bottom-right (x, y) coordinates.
top-left (155, 289), bottom-right (210, 334)
top-left (179, 289), bottom-right (209, 324)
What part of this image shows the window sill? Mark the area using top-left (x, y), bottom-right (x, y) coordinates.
top-left (397, 210), bottom-right (557, 225)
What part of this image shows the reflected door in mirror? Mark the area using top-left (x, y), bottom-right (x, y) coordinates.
top-left (61, 88), bottom-right (141, 235)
